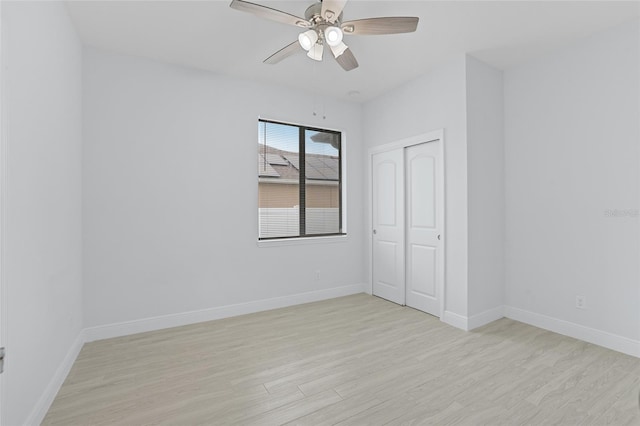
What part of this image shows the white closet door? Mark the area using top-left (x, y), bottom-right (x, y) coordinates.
top-left (404, 141), bottom-right (442, 317)
top-left (372, 149), bottom-right (405, 305)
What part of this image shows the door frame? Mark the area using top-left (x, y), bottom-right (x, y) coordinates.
top-left (0, 2), bottom-right (8, 422)
top-left (367, 129), bottom-right (446, 317)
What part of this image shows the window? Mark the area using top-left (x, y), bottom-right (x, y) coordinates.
top-left (258, 119), bottom-right (343, 240)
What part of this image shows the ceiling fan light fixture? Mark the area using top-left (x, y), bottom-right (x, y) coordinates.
top-left (307, 42), bottom-right (324, 61)
top-left (324, 26), bottom-right (343, 47)
top-left (228, 0), bottom-right (420, 72)
top-left (330, 41), bottom-right (348, 58)
top-left (298, 29), bottom-right (318, 51)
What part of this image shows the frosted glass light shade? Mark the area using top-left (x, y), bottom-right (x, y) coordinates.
top-left (324, 26), bottom-right (343, 47)
top-left (298, 30), bottom-right (318, 51)
top-left (307, 43), bottom-right (324, 61)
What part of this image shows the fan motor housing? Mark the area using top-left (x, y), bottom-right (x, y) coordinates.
top-left (305, 2), bottom-right (343, 26)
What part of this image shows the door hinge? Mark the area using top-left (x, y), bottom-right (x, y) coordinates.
top-left (0, 347), bottom-right (5, 374)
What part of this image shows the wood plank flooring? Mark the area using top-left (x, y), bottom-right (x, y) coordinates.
top-left (43, 294), bottom-right (640, 425)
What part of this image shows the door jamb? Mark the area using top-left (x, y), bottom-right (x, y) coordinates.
top-left (0, 3), bottom-right (8, 422)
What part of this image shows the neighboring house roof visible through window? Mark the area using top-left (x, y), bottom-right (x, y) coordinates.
top-left (258, 145), bottom-right (339, 181)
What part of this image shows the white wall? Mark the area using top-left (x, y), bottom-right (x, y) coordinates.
top-left (2, 10), bottom-right (637, 425)
top-left (362, 56), bottom-right (470, 321)
top-left (82, 48), bottom-right (365, 329)
top-left (465, 56), bottom-right (505, 321)
top-left (504, 20), bottom-right (640, 347)
top-left (2, 2), bottom-right (84, 424)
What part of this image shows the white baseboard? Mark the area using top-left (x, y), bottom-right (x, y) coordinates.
top-left (441, 310), bottom-right (469, 331)
top-left (504, 306), bottom-right (640, 358)
top-left (23, 284), bottom-right (364, 424)
top-left (84, 283), bottom-right (365, 342)
top-left (468, 306), bottom-right (505, 330)
top-left (441, 307), bottom-right (505, 332)
top-left (20, 293), bottom-right (639, 426)
top-left (25, 330), bottom-right (85, 426)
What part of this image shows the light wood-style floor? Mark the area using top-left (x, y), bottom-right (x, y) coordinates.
top-left (43, 294), bottom-right (640, 425)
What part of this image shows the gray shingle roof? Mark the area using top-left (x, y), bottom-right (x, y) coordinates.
top-left (258, 145), bottom-right (338, 181)
top-left (258, 154), bottom-right (280, 177)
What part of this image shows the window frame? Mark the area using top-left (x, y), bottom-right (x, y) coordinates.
top-left (258, 118), bottom-right (345, 241)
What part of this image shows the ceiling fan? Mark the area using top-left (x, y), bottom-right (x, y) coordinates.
top-left (229, 0), bottom-right (419, 71)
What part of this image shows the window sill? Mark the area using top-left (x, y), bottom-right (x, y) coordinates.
top-left (257, 234), bottom-right (348, 248)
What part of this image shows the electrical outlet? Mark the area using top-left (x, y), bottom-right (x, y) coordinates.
top-left (576, 296), bottom-right (586, 309)
top-left (315, 270), bottom-right (321, 281)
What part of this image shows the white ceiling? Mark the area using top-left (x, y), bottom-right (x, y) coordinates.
top-left (65, 0), bottom-right (639, 102)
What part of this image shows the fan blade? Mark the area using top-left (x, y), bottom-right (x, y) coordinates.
top-left (341, 17), bottom-right (419, 35)
top-left (230, 0), bottom-right (311, 28)
top-left (335, 48), bottom-right (358, 71)
top-left (264, 41), bottom-right (303, 64)
top-left (321, 0), bottom-right (348, 23)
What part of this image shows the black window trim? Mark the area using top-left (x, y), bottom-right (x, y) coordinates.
top-left (258, 118), bottom-right (345, 241)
